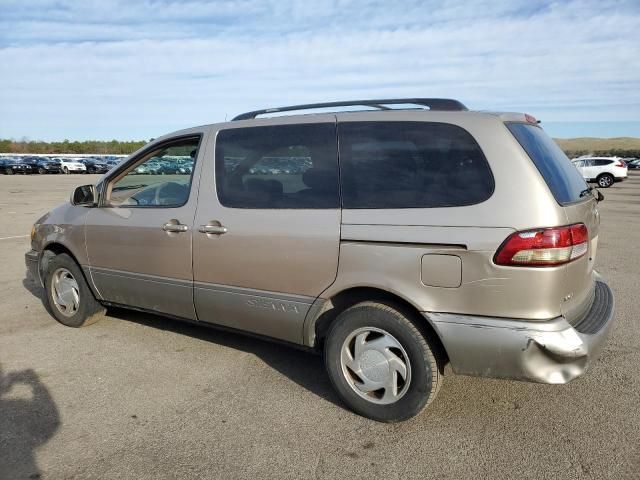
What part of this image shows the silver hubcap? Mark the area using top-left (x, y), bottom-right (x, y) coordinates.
top-left (50, 268), bottom-right (80, 317)
top-left (599, 176), bottom-right (612, 187)
top-left (340, 327), bottom-right (411, 405)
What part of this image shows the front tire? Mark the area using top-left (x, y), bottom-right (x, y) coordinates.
top-left (597, 173), bottom-right (614, 188)
top-left (44, 253), bottom-right (106, 327)
top-left (6, 168), bottom-right (13, 175)
top-left (324, 301), bottom-right (442, 422)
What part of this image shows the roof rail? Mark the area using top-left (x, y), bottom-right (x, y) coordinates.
top-left (232, 98), bottom-right (468, 121)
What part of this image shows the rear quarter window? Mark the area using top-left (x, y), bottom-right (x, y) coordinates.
top-left (507, 123), bottom-right (588, 204)
top-left (338, 121), bottom-right (494, 209)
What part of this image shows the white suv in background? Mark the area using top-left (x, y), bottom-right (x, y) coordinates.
top-left (59, 159), bottom-right (87, 174)
top-left (572, 157), bottom-right (628, 188)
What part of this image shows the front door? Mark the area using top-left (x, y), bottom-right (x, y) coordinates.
top-left (85, 134), bottom-right (206, 319)
top-left (192, 118), bottom-right (341, 343)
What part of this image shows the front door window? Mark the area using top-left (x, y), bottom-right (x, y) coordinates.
top-left (108, 137), bottom-right (200, 207)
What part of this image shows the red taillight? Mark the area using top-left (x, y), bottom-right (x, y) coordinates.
top-left (494, 223), bottom-right (588, 267)
top-left (615, 160), bottom-right (625, 167)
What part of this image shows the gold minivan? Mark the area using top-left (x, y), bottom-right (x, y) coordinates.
top-left (26, 99), bottom-right (615, 422)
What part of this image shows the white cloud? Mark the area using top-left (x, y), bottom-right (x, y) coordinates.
top-left (0, 0), bottom-right (638, 139)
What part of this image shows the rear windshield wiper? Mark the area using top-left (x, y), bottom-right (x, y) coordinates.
top-left (579, 187), bottom-right (593, 198)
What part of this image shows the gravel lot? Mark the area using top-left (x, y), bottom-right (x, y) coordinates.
top-left (1, 173), bottom-right (639, 479)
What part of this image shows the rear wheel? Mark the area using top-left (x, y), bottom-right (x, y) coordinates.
top-left (597, 173), bottom-right (614, 188)
top-left (43, 253), bottom-right (106, 327)
top-left (324, 301), bottom-right (442, 422)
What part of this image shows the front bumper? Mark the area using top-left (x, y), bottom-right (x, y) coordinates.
top-left (427, 276), bottom-right (615, 384)
top-left (25, 249), bottom-right (42, 286)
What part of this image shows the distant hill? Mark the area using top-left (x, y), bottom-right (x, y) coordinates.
top-left (554, 137), bottom-right (640, 157)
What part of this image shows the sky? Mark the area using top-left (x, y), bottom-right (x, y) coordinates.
top-left (0, 0), bottom-right (639, 141)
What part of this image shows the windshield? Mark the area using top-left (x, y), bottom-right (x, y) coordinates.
top-left (507, 123), bottom-right (588, 204)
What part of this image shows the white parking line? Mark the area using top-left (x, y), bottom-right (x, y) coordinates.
top-left (0, 234), bottom-right (29, 240)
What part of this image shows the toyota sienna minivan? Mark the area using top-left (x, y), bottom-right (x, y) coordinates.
top-left (26, 98), bottom-right (615, 422)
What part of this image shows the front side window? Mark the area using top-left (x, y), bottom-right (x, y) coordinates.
top-left (108, 137), bottom-right (200, 207)
top-left (215, 123), bottom-right (339, 209)
top-left (339, 122), bottom-right (494, 209)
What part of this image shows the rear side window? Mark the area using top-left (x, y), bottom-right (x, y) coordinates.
top-left (507, 123), bottom-right (587, 204)
top-left (215, 123), bottom-right (339, 209)
top-left (338, 122), bottom-right (494, 209)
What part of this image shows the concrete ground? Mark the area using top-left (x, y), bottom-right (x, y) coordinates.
top-left (0, 172), bottom-right (638, 480)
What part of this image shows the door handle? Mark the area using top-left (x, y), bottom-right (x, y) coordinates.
top-left (198, 223), bottom-right (228, 235)
top-left (163, 221), bottom-right (189, 233)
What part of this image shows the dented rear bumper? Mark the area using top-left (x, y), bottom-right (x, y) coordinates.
top-left (427, 277), bottom-right (615, 384)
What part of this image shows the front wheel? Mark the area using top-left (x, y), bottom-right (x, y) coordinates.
top-left (62, 167), bottom-right (69, 174)
top-left (38, 167), bottom-right (46, 174)
top-left (44, 253), bottom-right (106, 327)
top-left (597, 173), bottom-right (614, 188)
top-left (324, 301), bottom-right (442, 422)
top-left (6, 168), bottom-right (13, 175)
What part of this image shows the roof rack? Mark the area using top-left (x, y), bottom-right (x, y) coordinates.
top-left (232, 98), bottom-right (468, 121)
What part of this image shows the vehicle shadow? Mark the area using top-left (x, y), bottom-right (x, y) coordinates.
top-left (21, 272), bottom-right (343, 410)
top-left (0, 364), bottom-right (60, 479)
top-left (106, 307), bottom-right (344, 409)
top-left (22, 274), bottom-right (43, 300)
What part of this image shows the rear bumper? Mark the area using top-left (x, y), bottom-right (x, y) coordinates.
top-left (427, 275), bottom-right (615, 384)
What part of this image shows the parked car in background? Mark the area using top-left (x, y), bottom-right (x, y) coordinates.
top-left (0, 158), bottom-right (34, 174)
top-left (571, 157), bottom-right (628, 188)
top-left (105, 159), bottom-right (122, 169)
top-left (27, 157), bottom-right (62, 174)
top-left (80, 158), bottom-right (110, 174)
top-left (625, 159), bottom-right (640, 170)
top-left (59, 159), bottom-right (87, 174)
top-left (25, 98), bottom-right (615, 422)
top-left (132, 162), bottom-right (159, 175)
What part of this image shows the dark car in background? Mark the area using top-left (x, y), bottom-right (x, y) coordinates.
top-left (22, 157), bottom-right (62, 174)
top-left (625, 159), bottom-right (640, 170)
top-left (80, 158), bottom-right (110, 174)
top-left (0, 158), bottom-right (34, 174)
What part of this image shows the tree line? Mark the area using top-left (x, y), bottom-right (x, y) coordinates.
top-left (1, 138), bottom-right (638, 158)
top-left (0, 139), bottom-right (148, 155)
top-left (563, 148), bottom-right (640, 159)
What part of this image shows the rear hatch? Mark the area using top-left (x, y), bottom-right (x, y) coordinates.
top-left (507, 121), bottom-right (599, 324)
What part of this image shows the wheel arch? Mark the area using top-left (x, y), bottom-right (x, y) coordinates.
top-left (40, 242), bottom-right (101, 300)
top-left (306, 286), bottom-right (449, 367)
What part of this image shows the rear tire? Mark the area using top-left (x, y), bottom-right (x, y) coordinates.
top-left (597, 173), bottom-right (614, 188)
top-left (43, 253), bottom-right (106, 328)
top-left (324, 301), bottom-right (442, 422)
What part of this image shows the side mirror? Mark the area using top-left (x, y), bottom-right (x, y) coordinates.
top-left (71, 184), bottom-right (97, 206)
